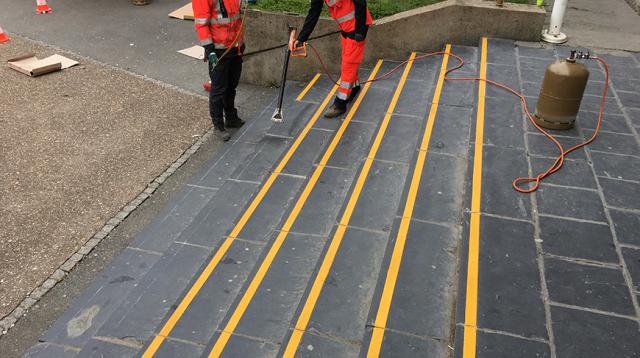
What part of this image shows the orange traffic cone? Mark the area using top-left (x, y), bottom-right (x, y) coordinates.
top-left (36, 0), bottom-right (53, 14)
top-left (0, 26), bottom-right (10, 43)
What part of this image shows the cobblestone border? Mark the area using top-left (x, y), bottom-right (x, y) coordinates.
top-left (0, 34), bottom-right (213, 336)
top-left (623, 0), bottom-right (640, 15)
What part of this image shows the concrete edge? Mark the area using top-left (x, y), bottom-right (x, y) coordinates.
top-left (241, 0), bottom-right (546, 85)
top-left (0, 34), bottom-right (215, 337)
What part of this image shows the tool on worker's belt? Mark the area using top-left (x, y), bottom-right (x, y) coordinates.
top-left (271, 26), bottom-right (301, 123)
top-left (534, 49), bottom-right (590, 130)
top-left (208, 51), bottom-right (218, 66)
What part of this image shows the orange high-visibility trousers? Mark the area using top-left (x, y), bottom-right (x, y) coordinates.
top-left (337, 36), bottom-right (366, 101)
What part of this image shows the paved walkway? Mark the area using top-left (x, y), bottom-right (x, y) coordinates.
top-left (544, 0), bottom-right (640, 52)
top-left (25, 39), bottom-right (640, 357)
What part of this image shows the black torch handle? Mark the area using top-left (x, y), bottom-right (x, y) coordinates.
top-left (276, 46), bottom-right (291, 112)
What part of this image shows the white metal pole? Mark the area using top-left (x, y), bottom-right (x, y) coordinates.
top-left (542, 0), bottom-right (568, 43)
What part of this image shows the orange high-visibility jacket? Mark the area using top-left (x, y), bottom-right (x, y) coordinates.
top-left (324, 0), bottom-right (372, 34)
top-left (192, 0), bottom-right (243, 49)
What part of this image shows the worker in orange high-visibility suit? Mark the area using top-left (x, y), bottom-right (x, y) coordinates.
top-left (193, 0), bottom-right (246, 141)
top-left (290, 0), bottom-right (373, 118)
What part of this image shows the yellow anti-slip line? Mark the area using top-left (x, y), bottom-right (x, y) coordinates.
top-left (296, 73), bottom-right (322, 102)
top-left (141, 74), bottom-right (338, 358)
top-left (206, 60), bottom-right (385, 358)
top-left (462, 37), bottom-right (488, 358)
top-left (365, 44), bottom-right (453, 358)
top-left (282, 52), bottom-right (418, 358)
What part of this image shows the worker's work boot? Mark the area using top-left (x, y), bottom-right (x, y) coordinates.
top-left (132, 0), bottom-right (148, 5)
top-left (226, 116), bottom-right (245, 128)
top-left (324, 104), bottom-right (347, 118)
top-left (214, 127), bottom-right (231, 141)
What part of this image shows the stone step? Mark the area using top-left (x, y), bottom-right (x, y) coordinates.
top-left (147, 60), bottom-right (416, 357)
top-left (24, 73), bottom-right (336, 357)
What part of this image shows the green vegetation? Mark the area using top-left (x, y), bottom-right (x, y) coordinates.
top-left (250, 0), bottom-right (540, 19)
top-left (250, 0), bottom-right (443, 20)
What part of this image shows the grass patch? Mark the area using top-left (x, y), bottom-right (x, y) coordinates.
top-left (250, 0), bottom-right (443, 20)
top-left (250, 0), bottom-right (540, 19)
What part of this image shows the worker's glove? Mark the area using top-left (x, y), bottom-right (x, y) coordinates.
top-left (203, 44), bottom-right (215, 62)
top-left (354, 32), bottom-right (365, 42)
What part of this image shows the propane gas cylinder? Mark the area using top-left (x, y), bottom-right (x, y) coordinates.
top-left (535, 51), bottom-right (590, 130)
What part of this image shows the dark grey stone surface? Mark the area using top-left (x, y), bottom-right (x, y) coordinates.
top-left (40, 248), bottom-right (161, 348)
top-left (599, 177), bottom-right (640, 210)
top-left (168, 240), bottom-right (264, 345)
top-left (190, 141), bottom-right (260, 190)
top-left (349, 161), bottom-right (408, 232)
top-left (77, 339), bottom-right (138, 358)
top-left (378, 330), bottom-right (447, 358)
top-left (304, 228), bottom-right (387, 343)
top-left (545, 258), bottom-right (635, 315)
top-left (589, 151), bottom-right (640, 182)
top-left (230, 137), bottom-right (291, 183)
top-left (383, 220), bottom-right (458, 339)
top-left (280, 129), bottom-right (334, 177)
top-left (526, 133), bottom-right (587, 161)
top-left (486, 38), bottom-right (517, 67)
top-left (290, 167), bottom-right (357, 237)
top-left (293, 330), bottom-right (359, 358)
top-left (609, 209), bottom-right (640, 246)
top-left (552, 306), bottom-right (640, 358)
top-left (24, 343), bottom-right (78, 358)
top-left (539, 216), bottom-right (618, 263)
top-left (476, 331), bottom-right (550, 358)
top-left (583, 130), bottom-right (640, 156)
top-left (394, 79), bottom-right (435, 118)
top-left (154, 338), bottom-right (204, 358)
top-left (536, 185), bottom-right (606, 222)
top-left (412, 152), bottom-right (467, 224)
top-left (529, 157), bottom-right (597, 189)
top-left (232, 233), bottom-right (326, 342)
top-left (476, 216), bottom-right (547, 339)
top-left (217, 333), bottom-right (279, 358)
top-left (95, 243), bottom-right (212, 344)
top-left (236, 175), bottom-right (305, 242)
top-left (429, 105), bottom-right (473, 158)
top-left (621, 247), bottom-right (640, 292)
top-left (375, 115), bottom-right (423, 164)
top-left (130, 186), bottom-right (218, 253)
top-left (484, 96), bottom-right (526, 149)
top-left (179, 180), bottom-right (259, 248)
top-left (321, 121), bottom-right (378, 170)
top-left (578, 111), bottom-right (632, 134)
top-left (479, 146), bottom-right (531, 220)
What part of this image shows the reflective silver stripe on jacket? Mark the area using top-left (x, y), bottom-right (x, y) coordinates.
top-left (336, 91), bottom-right (349, 100)
top-left (211, 13), bottom-right (241, 24)
top-left (195, 17), bottom-right (210, 25)
top-left (335, 11), bottom-right (355, 24)
top-left (200, 38), bottom-right (214, 46)
top-left (213, 39), bottom-right (244, 50)
top-left (214, 0), bottom-right (224, 19)
top-left (326, 0), bottom-right (338, 6)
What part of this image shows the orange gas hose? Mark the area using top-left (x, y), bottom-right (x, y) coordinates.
top-left (307, 44), bottom-right (610, 193)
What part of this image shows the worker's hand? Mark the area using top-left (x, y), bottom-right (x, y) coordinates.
top-left (203, 44), bottom-right (215, 62)
top-left (288, 30), bottom-right (298, 52)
